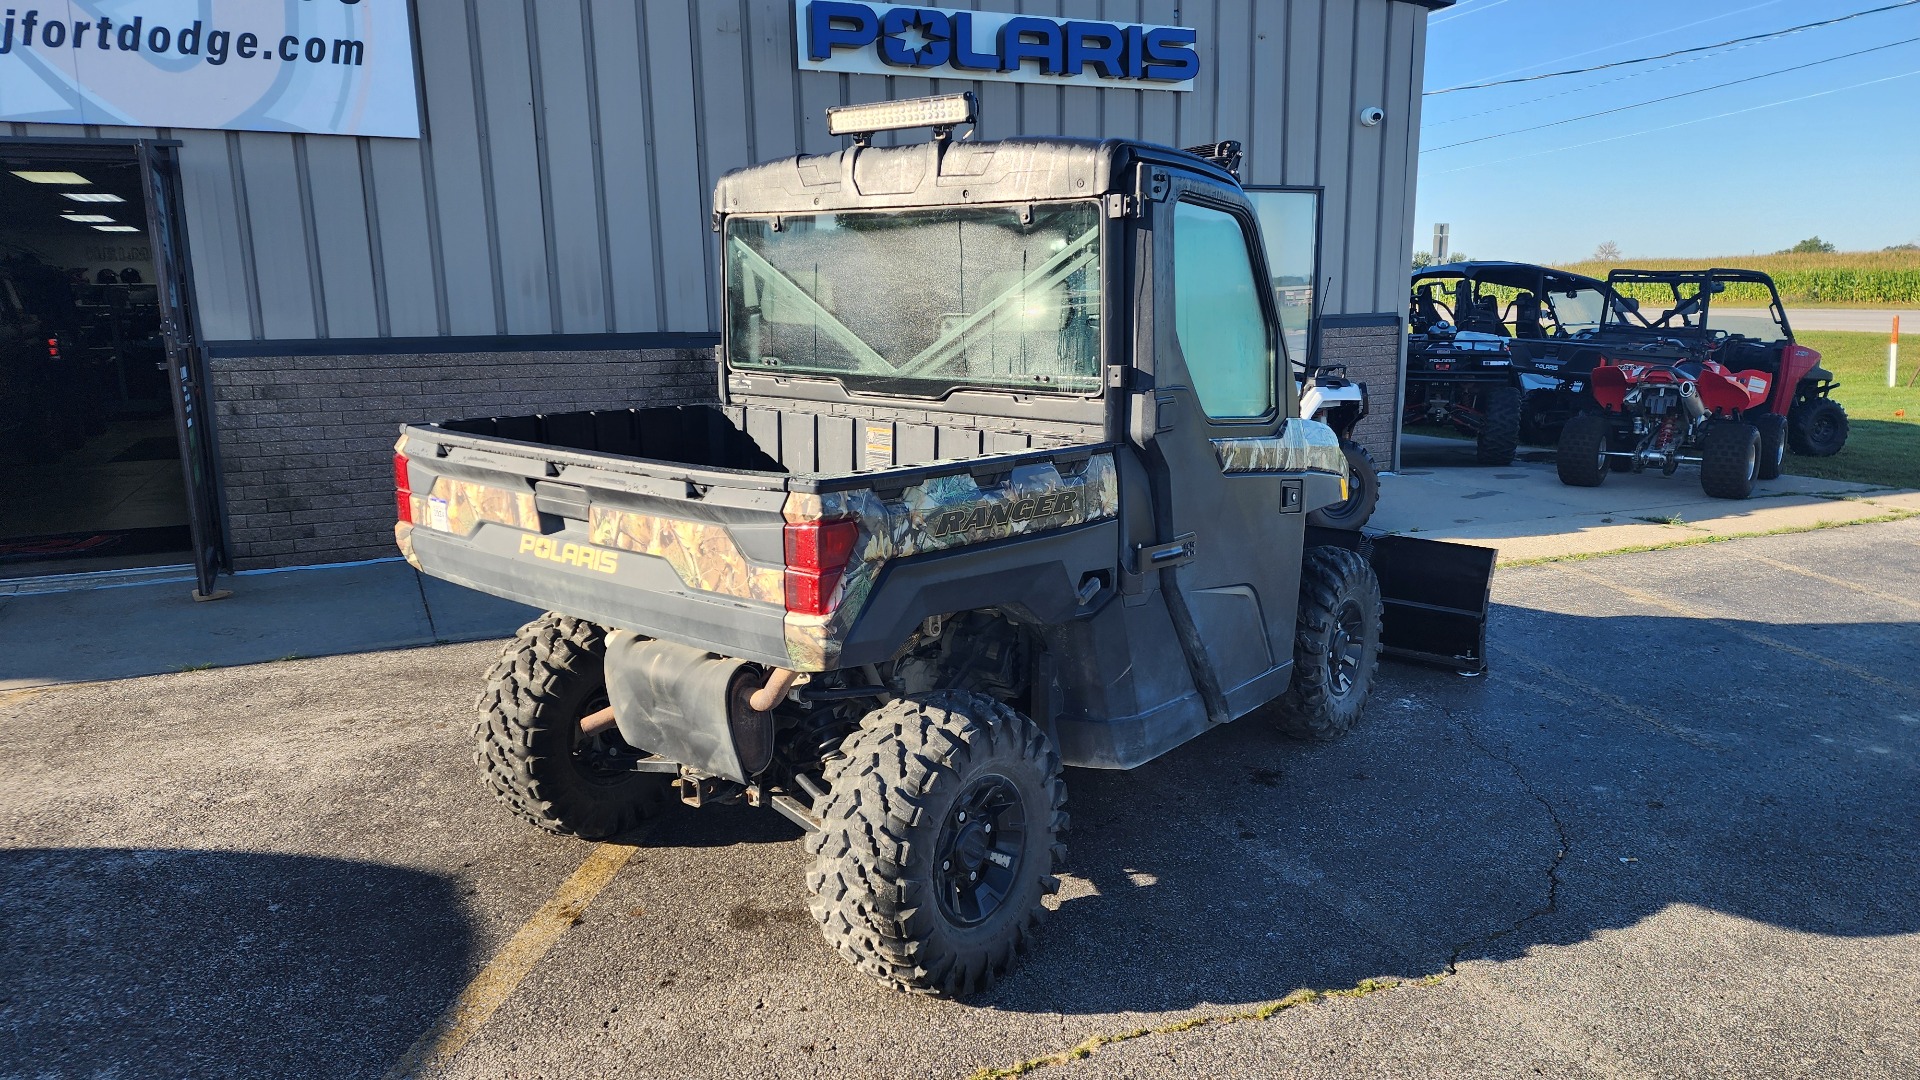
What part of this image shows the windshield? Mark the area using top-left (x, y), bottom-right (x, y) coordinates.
top-left (724, 202), bottom-right (1102, 397)
top-left (1547, 287), bottom-right (1608, 334)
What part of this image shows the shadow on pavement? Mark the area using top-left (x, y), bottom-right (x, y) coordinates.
top-left (0, 848), bottom-right (475, 1078)
top-left (957, 606), bottom-right (1920, 1015)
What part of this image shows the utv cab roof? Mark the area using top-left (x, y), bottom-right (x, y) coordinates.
top-left (1413, 261), bottom-right (1606, 294)
top-left (712, 136), bottom-right (1239, 217)
top-left (1606, 267), bottom-right (1782, 289)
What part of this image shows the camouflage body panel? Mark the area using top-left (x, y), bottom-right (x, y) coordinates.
top-left (1213, 418), bottom-right (1347, 476)
top-left (420, 477), bottom-right (541, 536)
top-left (588, 508), bottom-right (785, 605)
top-left (781, 452), bottom-right (1120, 670)
top-left (395, 521), bottom-right (421, 569)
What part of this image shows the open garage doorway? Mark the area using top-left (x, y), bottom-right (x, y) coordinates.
top-left (0, 140), bottom-right (221, 590)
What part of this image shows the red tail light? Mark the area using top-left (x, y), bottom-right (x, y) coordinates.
top-left (782, 519), bottom-right (860, 616)
top-left (46, 337), bottom-right (59, 358)
top-left (394, 451), bottom-right (414, 524)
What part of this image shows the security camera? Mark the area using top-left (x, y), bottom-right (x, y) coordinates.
top-left (1358, 106), bottom-right (1385, 127)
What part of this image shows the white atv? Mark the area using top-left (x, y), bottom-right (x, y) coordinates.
top-left (1297, 364), bottom-right (1380, 529)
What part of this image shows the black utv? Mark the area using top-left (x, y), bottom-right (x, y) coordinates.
top-left (396, 96), bottom-right (1494, 996)
top-left (1406, 261), bottom-right (1617, 463)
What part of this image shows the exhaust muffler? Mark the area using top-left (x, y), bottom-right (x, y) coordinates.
top-left (603, 631), bottom-right (777, 784)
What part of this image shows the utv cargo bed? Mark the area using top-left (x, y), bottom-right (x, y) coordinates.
top-left (395, 402), bottom-right (1120, 673)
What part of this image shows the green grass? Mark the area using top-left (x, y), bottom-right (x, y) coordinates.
top-left (1785, 331), bottom-right (1919, 489)
top-left (1553, 250), bottom-right (1920, 308)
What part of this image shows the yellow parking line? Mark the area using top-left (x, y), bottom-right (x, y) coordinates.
top-left (1493, 645), bottom-right (1718, 751)
top-left (1551, 563), bottom-right (1916, 696)
top-left (382, 842), bottom-right (637, 1080)
top-left (1740, 551), bottom-right (1920, 616)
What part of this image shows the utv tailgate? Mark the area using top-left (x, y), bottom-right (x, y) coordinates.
top-left (395, 420), bottom-right (1121, 672)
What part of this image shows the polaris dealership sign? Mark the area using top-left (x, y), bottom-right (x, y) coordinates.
top-left (796, 2), bottom-right (1199, 91)
top-left (0, 0), bottom-right (420, 137)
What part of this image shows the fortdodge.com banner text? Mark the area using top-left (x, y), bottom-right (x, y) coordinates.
top-left (0, 0), bottom-right (419, 138)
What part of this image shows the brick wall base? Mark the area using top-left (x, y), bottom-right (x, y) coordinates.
top-left (208, 347), bottom-right (715, 570)
top-left (1319, 320), bottom-right (1404, 471)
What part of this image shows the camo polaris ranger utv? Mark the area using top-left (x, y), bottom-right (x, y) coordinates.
top-left (395, 96), bottom-right (1492, 996)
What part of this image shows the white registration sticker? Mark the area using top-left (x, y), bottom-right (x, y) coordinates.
top-left (428, 496), bottom-right (450, 532)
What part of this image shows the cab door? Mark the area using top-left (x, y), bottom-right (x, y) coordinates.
top-left (1131, 167), bottom-right (1307, 718)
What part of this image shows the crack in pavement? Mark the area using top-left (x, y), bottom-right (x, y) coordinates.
top-left (1440, 702), bottom-right (1571, 975)
top-left (962, 977), bottom-right (1436, 1080)
top-left (962, 698), bottom-right (1579, 1080)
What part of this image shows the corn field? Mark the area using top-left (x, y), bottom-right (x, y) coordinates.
top-left (1553, 250), bottom-right (1920, 307)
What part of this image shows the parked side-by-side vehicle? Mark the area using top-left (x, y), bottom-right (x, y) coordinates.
top-left (1406, 261), bottom-right (1617, 463)
top-left (396, 97), bottom-right (1495, 996)
top-left (1524, 268), bottom-right (1848, 499)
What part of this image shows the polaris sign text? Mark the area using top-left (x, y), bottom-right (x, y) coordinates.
top-left (0, 0), bottom-right (420, 138)
top-left (795, 2), bottom-right (1199, 91)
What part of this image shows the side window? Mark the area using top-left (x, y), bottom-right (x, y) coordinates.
top-left (1172, 201), bottom-right (1274, 420)
top-left (1244, 188), bottom-right (1321, 371)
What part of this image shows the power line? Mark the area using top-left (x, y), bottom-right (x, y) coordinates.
top-left (1433, 67), bottom-right (1920, 174)
top-left (1438, 0), bottom-right (1791, 91)
top-left (1424, 0), bottom-right (1920, 95)
top-left (1427, 1), bottom-right (1794, 128)
top-left (1432, 0), bottom-right (1517, 26)
top-left (1422, 36), bottom-right (1920, 153)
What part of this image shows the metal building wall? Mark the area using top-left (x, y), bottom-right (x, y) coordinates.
top-left (4, 0), bottom-right (1430, 345)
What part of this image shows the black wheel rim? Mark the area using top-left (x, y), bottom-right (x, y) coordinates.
top-left (934, 774), bottom-right (1028, 928)
top-left (572, 689), bottom-right (643, 782)
top-left (1328, 598), bottom-right (1366, 697)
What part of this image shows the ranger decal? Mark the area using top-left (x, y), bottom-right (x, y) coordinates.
top-left (927, 490), bottom-right (1082, 538)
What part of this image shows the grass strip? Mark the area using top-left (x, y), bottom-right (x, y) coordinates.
top-left (1496, 507), bottom-right (1918, 568)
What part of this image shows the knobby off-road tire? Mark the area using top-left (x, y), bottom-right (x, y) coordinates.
top-left (1788, 397), bottom-right (1849, 457)
top-left (473, 613), bottom-right (669, 838)
top-left (1272, 547), bottom-right (1384, 742)
top-left (1755, 413), bottom-right (1788, 481)
top-left (806, 691), bottom-right (1067, 997)
top-left (1475, 386), bottom-right (1522, 466)
top-left (1307, 440), bottom-right (1381, 530)
top-left (1556, 413), bottom-right (1611, 488)
top-left (1700, 421), bottom-right (1761, 500)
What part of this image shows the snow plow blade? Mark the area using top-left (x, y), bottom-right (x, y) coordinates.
top-left (1306, 527), bottom-right (1495, 675)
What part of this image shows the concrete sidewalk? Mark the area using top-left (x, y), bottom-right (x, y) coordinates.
top-left (1379, 434), bottom-right (1920, 563)
top-left (0, 559), bottom-right (536, 692)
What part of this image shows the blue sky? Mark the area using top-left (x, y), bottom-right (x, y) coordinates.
top-left (1415, 0), bottom-right (1920, 263)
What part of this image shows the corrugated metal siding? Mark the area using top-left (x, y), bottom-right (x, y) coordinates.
top-left (5, 0), bottom-right (1431, 341)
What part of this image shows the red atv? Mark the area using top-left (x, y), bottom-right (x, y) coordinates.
top-left (1553, 269), bottom-right (1843, 500)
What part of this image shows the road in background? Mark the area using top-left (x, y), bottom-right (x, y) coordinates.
top-left (1721, 308), bottom-right (1915, 333)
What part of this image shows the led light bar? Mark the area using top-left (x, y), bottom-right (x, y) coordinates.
top-left (92, 225), bottom-right (141, 232)
top-left (64, 192), bottom-right (125, 204)
top-left (826, 92), bottom-right (976, 139)
top-left (10, 170), bottom-right (90, 184)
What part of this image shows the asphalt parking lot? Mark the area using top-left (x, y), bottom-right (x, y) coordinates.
top-left (5, 518), bottom-right (1919, 1079)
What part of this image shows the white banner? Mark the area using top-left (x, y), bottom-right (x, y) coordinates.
top-left (0, 0), bottom-right (420, 138)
